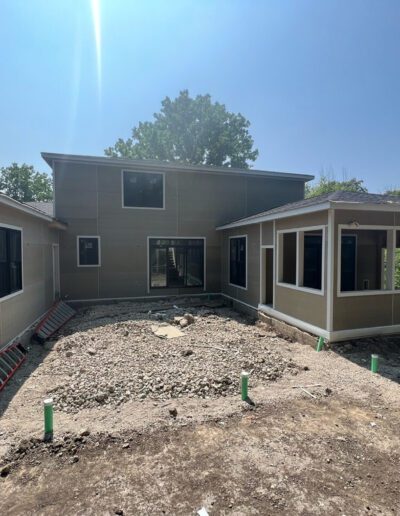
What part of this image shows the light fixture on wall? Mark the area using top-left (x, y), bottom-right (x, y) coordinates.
top-left (347, 220), bottom-right (359, 228)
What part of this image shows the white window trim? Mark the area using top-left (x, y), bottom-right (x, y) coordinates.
top-left (0, 223), bottom-right (24, 303)
top-left (77, 235), bottom-right (101, 267)
top-left (276, 225), bottom-right (326, 296)
top-left (228, 234), bottom-right (248, 290)
top-left (337, 224), bottom-right (400, 297)
top-left (121, 169), bottom-right (166, 210)
top-left (146, 236), bottom-right (206, 293)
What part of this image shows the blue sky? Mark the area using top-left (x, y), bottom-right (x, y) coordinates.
top-left (0, 0), bottom-right (399, 191)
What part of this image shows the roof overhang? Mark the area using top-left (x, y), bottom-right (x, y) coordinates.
top-left (41, 152), bottom-right (314, 182)
top-left (0, 194), bottom-right (67, 229)
top-left (216, 201), bottom-right (400, 230)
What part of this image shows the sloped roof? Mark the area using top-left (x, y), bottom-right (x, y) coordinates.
top-left (217, 191), bottom-right (400, 230)
top-left (41, 152), bottom-right (314, 182)
top-left (25, 201), bottom-right (54, 216)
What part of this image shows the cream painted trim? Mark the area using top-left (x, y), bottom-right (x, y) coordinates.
top-left (121, 169), bottom-right (166, 210)
top-left (258, 303), bottom-right (400, 343)
top-left (273, 220), bottom-right (276, 308)
top-left (77, 235), bottom-right (101, 267)
top-left (326, 209), bottom-right (334, 332)
top-left (276, 225), bottom-right (326, 296)
top-left (217, 203), bottom-right (331, 230)
top-left (147, 236), bottom-right (207, 293)
top-left (0, 224), bottom-right (24, 303)
top-left (337, 225), bottom-right (400, 297)
top-left (228, 234), bottom-right (248, 290)
top-left (258, 304), bottom-right (329, 339)
top-left (222, 293), bottom-right (257, 311)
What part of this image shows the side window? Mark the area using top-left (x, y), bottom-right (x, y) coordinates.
top-left (78, 236), bottom-right (100, 267)
top-left (280, 232), bottom-right (297, 285)
top-left (0, 226), bottom-right (22, 299)
top-left (123, 170), bottom-right (164, 209)
top-left (229, 236), bottom-right (247, 288)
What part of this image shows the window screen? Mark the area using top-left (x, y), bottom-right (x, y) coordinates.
top-left (281, 232), bottom-right (297, 285)
top-left (0, 227), bottom-right (22, 298)
top-left (123, 170), bottom-right (164, 208)
top-left (303, 231), bottom-right (323, 290)
top-left (149, 238), bottom-right (204, 288)
top-left (78, 237), bottom-right (100, 266)
top-left (229, 237), bottom-right (246, 288)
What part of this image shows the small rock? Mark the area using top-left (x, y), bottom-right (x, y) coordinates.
top-left (181, 349), bottom-right (194, 357)
top-left (0, 464), bottom-right (11, 477)
top-left (87, 348), bottom-right (96, 356)
top-left (179, 318), bottom-right (189, 328)
top-left (183, 313), bottom-right (195, 324)
top-left (169, 407), bottom-right (178, 418)
top-left (70, 456), bottom-right (79, 464)
top-left (115, 510), bottom-right (124, 515)
top-left (324, 387), bottom-right (333, 396)
top-left (80, 429), bottom-right (90, 437)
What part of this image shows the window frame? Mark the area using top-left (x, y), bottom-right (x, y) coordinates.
top-left (121, 169), bottom-right (165, 210)
top-left (0, 223), bottom-right (24, 303)
top-left (276, 225), bottom-right (326, 296)
top-left (147, 236), bottom-right (206, 292)
top-left (77, 235), bottom-right (101, 268)
top-left (337, 224), bottom-right (400, 297)
top-left (228, 235), bottom-right (248, 290)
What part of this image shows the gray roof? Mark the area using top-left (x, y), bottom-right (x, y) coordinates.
top-left (217, 191), bottom-right (400, 229)
top-left (41, 152), bottom-right (314, 182)
top-left (25, 201), bottom-right (54, 216)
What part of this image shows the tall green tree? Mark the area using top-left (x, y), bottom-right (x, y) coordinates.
top-left (305, 174), bottom-right (367, 198)
top-left (105, 90), bottom-right (259, 168)
top-left (384, 188), bottom-right (400, 196)
top-left (0, 163), bottom-right (52, 202)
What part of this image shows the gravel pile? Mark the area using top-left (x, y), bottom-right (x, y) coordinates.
top-left (45, 300), bottom-right (297, 413)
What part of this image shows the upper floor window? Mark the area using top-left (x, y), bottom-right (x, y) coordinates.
top-left (122, 170), bottom-right (164, 209)
top-left (229, 236), bottom-right (247, 289)
top-left (0, 226), bottom-right (22, 299)
top-left (77, 236), bottom-right (101, 267)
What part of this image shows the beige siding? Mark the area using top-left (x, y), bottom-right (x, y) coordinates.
top-left (55, 161), bottom-right (305, 301)
top-left (261, 221), bottom-right (273, 246)
top-left (0, 205), bottom-right (59, 347)
top-left (332, 209), bottom-right (400, 331)
top-left (274, 211), bottom-right (328, 329)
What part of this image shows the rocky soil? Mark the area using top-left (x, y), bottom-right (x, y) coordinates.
top-left (42, 300), bottom-right (297, 413)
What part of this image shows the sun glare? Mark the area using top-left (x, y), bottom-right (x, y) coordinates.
top-left (90, 0), bottom-right (102, 102)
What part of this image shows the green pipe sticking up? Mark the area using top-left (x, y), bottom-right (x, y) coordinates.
top-left (371, 354), bottom-right (379, 374)
top-left (241, 371), bottom-right (249, 401)
top-left (316, 336), bottom-right (325, 352)
top-left (44, 398), bottom-right (54, 438)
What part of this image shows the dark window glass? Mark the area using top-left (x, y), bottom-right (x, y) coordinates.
top-left (282, 232), bottom-right (296, 285)
top-left (78, 237), bottom-right (100, 266)
top-left (149, 239), bottom-right (204, 289)
top-left (303, 232), bottom-right (323, 290)
top-left (230, 237), bottom-right (246, 288)
top-left (0, 227), bottom-right (22, 298)
top-left (123, 171), bottom-right (164, 208)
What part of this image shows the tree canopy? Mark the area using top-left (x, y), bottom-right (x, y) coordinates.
top-left (105, 90), bottom-right (259, 169)
top-left (384, 188), bottom-right (400, 196)
top-left (305, 174), bottom-right (367, 198)
top-left (0, 163), bottom-right (52, 203)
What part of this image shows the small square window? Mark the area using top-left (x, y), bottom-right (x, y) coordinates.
top-left (78, 237), bottom-right (100, 267)
top-left (123, 170), bottom-right (164, 209)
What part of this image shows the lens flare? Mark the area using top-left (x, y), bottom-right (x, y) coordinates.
top-left (90, 0), bottom-right (102, 103)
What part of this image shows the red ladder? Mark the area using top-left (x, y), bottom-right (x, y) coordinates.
top-left (0, 343), bottom-right (27, 392)
top-left (33, 301), bottom-right (76, 343)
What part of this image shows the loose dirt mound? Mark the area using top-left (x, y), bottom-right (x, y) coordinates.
top-left (45, 302), bottom-right (297, 413)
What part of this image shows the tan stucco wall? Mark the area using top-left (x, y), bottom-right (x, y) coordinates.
top-left (0, 205), bottom-right (59, 347)
top-left (221, 224), bottom-right (261, 308)
top-left (55, 161), bottom-right (305, 300)
top-left (261, 221), bottom-right (273, 246)
top-left (332, 209), bottom-right (400, 331)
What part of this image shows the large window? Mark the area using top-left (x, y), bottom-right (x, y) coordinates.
top-left (149, 238), bottom-right (204, 289)
top-left (278, 227), bottom-right (324, 293)
top-left (338, 227), bottom-right (400, 294)
top-left (0, 226), bottom-right (22, 299)
top-left (229, 236), bottom-right (247, 288)
top-left (123, 170), bottom-right (164, 209)
top-left (77, 236), bottom-right (100, 267)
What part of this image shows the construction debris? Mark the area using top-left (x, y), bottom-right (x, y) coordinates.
top-left (41, 300), bottom-right (297, 413)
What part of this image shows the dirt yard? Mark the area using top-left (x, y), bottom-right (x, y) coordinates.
top-left (1, 299), bottom-right (400, 515)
